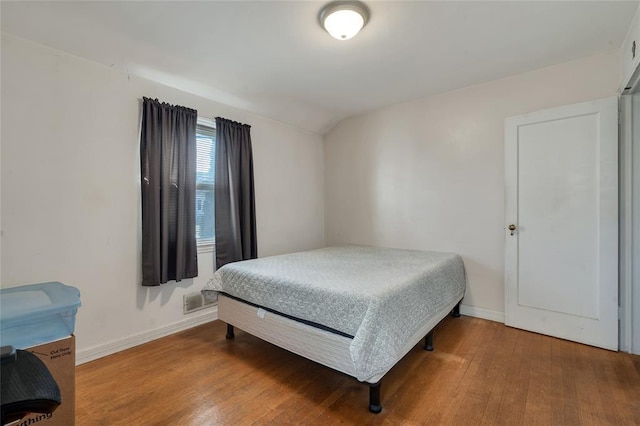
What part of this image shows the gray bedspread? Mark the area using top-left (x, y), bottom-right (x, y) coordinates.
top-left (202, 245), bottom-right (466, 381)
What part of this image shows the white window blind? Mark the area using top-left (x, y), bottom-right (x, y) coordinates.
top-left (196, 121), bottom-right (215, 245)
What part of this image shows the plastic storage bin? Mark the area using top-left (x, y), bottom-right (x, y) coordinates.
top-left (0, 282), bottom-right (81, 349)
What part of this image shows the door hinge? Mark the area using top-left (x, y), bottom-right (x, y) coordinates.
top-left (619, 306), bottom-right (623, 320)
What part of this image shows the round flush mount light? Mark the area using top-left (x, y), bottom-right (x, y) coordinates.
top-left (319, 1), bottom-right (370, 41)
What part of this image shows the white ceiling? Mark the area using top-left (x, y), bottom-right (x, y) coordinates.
top-left (1, 1), bottom-right (637, 134)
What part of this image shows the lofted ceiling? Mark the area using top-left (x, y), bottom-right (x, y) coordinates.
top-left (1, 1), bottom-right (637, 134)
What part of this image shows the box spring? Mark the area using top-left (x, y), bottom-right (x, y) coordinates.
top-left (218, 293), bottom-right (459, 384)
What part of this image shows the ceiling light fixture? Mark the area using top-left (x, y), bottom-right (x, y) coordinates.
top-left (319, 1), bottom-right (370, 41)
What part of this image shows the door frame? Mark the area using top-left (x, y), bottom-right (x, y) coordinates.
top-left (619, 95), bottom-right (633, 353)
top-left (620, 94), bottom-right (640, 355)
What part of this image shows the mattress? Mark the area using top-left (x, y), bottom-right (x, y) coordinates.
top-left (202, 245), bottom-right (466, 381)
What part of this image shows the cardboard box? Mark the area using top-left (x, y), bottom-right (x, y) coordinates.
top-left (18, 336), bottom-right (75, 426)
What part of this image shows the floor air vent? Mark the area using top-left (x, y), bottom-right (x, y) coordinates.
top-left (183, 292), bottom-right (215, 314)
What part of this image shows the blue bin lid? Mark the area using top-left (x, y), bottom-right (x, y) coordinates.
top-left (0, 282), bottom-right (81, 323)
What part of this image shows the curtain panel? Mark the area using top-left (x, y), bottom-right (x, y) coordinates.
top-left (140, 97), bottom-right (198, 286)
top-left (214, 117), bottom-right (257, 269)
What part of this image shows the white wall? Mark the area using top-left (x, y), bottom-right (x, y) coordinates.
top-left (325, 50), bottom-right (621, 319)
top-left (0, 34), bottom-right (325, 362)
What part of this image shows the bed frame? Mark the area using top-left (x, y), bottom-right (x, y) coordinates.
top-left (218, 293), bottom-right (462, 413)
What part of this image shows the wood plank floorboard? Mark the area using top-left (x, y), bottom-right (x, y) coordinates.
top-left (76, 316), bottom-right (640, 425)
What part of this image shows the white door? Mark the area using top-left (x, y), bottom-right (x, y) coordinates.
top-left (505, 96), bottom-right (618, 351)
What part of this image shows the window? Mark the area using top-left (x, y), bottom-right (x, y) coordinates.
top-left (196, 118), bottom-right (215, 246)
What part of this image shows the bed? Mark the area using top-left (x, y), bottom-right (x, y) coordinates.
top-left (201, 245), bottom-right (466, 413)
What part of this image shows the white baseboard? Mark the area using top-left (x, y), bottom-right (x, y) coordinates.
top-left (76, 303), bottom-right (502, 365)
top-left (460, 304), bottom-right (504, 323)
top-left (76, 306), bottom-right (219, 365)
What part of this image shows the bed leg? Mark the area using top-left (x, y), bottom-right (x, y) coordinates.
top-left (369, 382), bottom-right (382, 414)
top-left (424, 331), bottom-right (434, 351)
top-left (226, 324), bottom-right (235, 339)
top-left (452, 301), bottom-right (461, 318)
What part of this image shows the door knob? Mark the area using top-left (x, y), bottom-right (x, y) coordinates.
top-left (508, 224), bottom-right (516, 236)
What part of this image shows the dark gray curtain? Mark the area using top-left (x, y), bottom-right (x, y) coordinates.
top-left (214, 117), bottom-right (257, 269)
top-left (140, 97), bottom-right (198, 286)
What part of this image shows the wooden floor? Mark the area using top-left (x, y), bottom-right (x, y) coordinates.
top-left (76, 316), bottom-right (640, 425)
